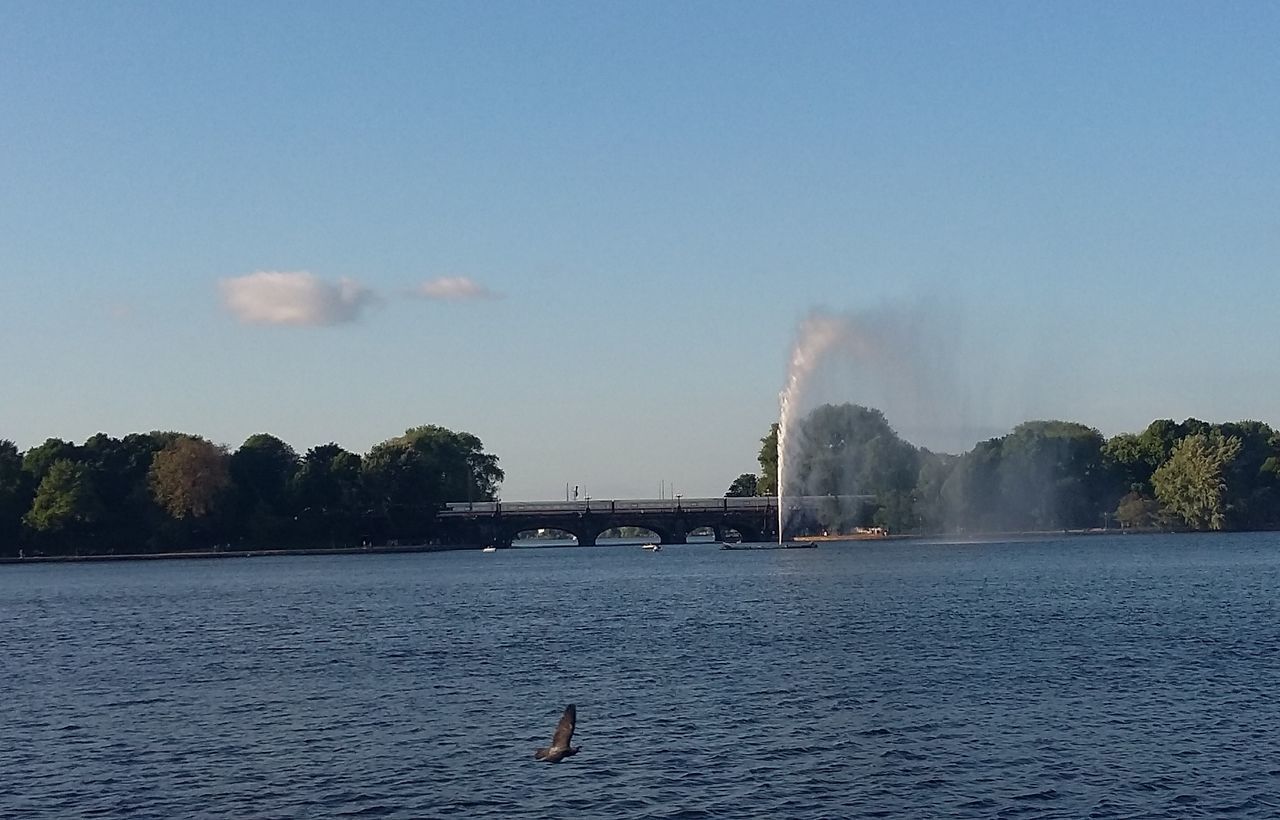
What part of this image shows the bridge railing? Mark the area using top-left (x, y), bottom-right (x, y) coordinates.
top-left (438, 495), bottom-right (870, 518)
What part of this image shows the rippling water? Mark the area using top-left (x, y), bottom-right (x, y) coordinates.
top-left (5, 533), bottom-right (1280, 818)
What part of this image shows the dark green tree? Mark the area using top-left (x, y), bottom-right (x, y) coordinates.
top-left (757, 424), bottom-right (779, 496)
top-left (725, 473), bottom-right (759, 497)
top-left (1217, 420), bottom-right (1280, 528)
top-left (912, 450), bottom-right (958, 532)
top-left (936, 422), bottom-right (1110, 533)
top-left (362, 426), bottom-right (503, 541)
top-left (787, 404), bottom-right (919, 533)
top-left (0, 437), bottom-right (34, 552)
top-left (0, 440), bottom-right (34, 555)
top-left (228, 433), bottom-right (301, 544)
top-left (790, 405), bottom-right (915, 492)
top-left (940, 438), bottom-right (1003, 532)
top-left (1102, 432), bottom-right (1165, 495)
top-left (80, 432), bottom-right (175, 552)
top-left (997, 421), bottom-right (1109, 530)
top-left (230, 434), bottom-right (300, 511)
top-left (295, 443), bottom-right (362, 509)
top-left (293, 443), bottom-right (364, 545)
top-left (401, 425), bottom-right (503, 501)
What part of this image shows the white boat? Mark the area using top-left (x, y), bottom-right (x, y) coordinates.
top-left (641, 543), bottom-right (661, 551)
top-left (481, 545), bottom-right (498, 553)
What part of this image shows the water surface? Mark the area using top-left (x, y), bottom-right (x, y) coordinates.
top-left (4, 533), bottom-right (1280, 818)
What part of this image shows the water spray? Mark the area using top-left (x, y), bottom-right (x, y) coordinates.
top-left (777, 311), bottom-right (846, 542)
top-left (775, 301), bottom-right (967, 542)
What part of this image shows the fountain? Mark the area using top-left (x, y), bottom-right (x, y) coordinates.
top-left (777, 311), bottom-right (846, 542)
top-left (774, 301), bottom-right (968, 542)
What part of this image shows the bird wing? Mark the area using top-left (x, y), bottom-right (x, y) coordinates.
top-left (550, 704), bottom-right (576, 749)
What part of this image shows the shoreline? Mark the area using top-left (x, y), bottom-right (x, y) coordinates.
top-left (0, 543), bottom-right (462, 566)
top-left (0, 527), bottom-right (1231, 566)
top-left (807, 527), bottom-right (1174, 543)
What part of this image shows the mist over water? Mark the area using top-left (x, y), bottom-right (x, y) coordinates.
top-left (777, 302), bottom-right (997, 535)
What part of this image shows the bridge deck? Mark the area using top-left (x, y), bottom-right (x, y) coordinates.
top-left (438, 496), bottom-right (870, 518)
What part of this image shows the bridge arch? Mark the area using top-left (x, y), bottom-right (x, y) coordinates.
top-left (510, 527), bottom-right (580, 545)
top-left (584, 521), bottom-right (676, 544)
top-left (437, 496), bottom-right (840, 547)
top-left (508, 524), bottom-right (590, 546)
top-left (597, 526), bottom-right (662, 544)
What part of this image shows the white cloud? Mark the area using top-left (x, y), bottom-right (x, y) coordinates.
top-left (412, 276), bottom-right (500, 301)
top-left (219, 271), bottom-right (374, 326)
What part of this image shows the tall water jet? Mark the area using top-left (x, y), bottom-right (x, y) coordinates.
top-left (776, 301), bottom-right (974, 540)
top-left (777, 312), bottom-right (847, 541)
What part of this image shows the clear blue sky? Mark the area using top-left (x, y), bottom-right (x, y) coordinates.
top-left (3, 2), bottom-right (1278, 500)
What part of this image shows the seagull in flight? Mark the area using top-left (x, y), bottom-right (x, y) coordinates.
top-left (534, 704), bottom-right (580, 762)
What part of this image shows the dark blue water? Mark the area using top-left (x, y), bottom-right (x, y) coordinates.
top-left (5, 533), bottom-right (1280, 818)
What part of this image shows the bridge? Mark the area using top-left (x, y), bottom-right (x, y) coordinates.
top-left (437, 495), bottom-right (874, 546)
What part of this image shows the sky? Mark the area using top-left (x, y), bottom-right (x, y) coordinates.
top-left (3, 1), bottom-right (1279, 500)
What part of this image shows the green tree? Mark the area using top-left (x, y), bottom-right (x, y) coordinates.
top-left (228, 433), bottom-right (301, 543)
top-left (997, 421), bottom-right (1109, 530)
top-left (362, 425), bottom-right (503, 541)
top-left (22, 438), bottom-right (79, 486)
top-left (1102, 432), bottom-right (1165, 495)
top-left (935, 422), bottom-right (1111, 533)
top-left (1217, 420), bottom-right (1280, 528)
top-left (725, 473), bottom-right (759, 497)
top-left (0, 440), bottom-right (34, 554)
top-left (790, 404), bottom-right (916, 493)
top-left (293, 443), bottom-right (364, 545)
top-left (912, 450), bottom-right (958, 532)
top-left (80, 432), bottom-right (175, 551)
top-left (150, 436), bottom-right (231, 520)
top-left (872, 488), bottom-right (916, 533)
top-left (294, 443), bottom-right (362, 510)
top-left (757, 423), bottom-right (779, 496)
top-left (230, 434), bottom-right (300, 514)
top-left (24, 459), bottom-right (103, 551)
top-left (787, 404), bottom-right (919, 533)
top-left (1136, 418), bottom-right (1211, 463)
top-left (399, 425), bottom-right (503, 501)
top-left (1151, 431), bottom-right (1242, 530)
top-left (941, 438), bottom-right (1003, 532)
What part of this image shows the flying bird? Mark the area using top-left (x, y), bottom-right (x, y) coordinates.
top-left (534, 704), bottom-right (580, 762)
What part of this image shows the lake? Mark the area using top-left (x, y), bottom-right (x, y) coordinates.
top-left (4, 532), bottom-right (1280, 818)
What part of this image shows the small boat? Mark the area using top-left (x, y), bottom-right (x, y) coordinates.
top-left (481, 545), bottom-right (498, 553)
top-left (721, 541), bottom-right (817, 551)
top-left (641, 543), bottom-right (661, 551)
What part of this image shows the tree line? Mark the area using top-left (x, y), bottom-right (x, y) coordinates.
top-left (726, 404), bottom-right (1280, 535)
top-left (8, 406), bottom-right (1273, 556)
top-left (0, 425), bottom-right (502, 557)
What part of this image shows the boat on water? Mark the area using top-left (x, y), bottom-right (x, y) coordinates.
top-left (481, 545), bottom-right (498, 553)
top-left (720, 541), bottom-right (817, 551)
top-left (641, 543), bottom-right (662, 551)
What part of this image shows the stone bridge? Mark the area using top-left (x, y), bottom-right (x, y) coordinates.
top-left (437, 496), bottom-right (873, 546)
